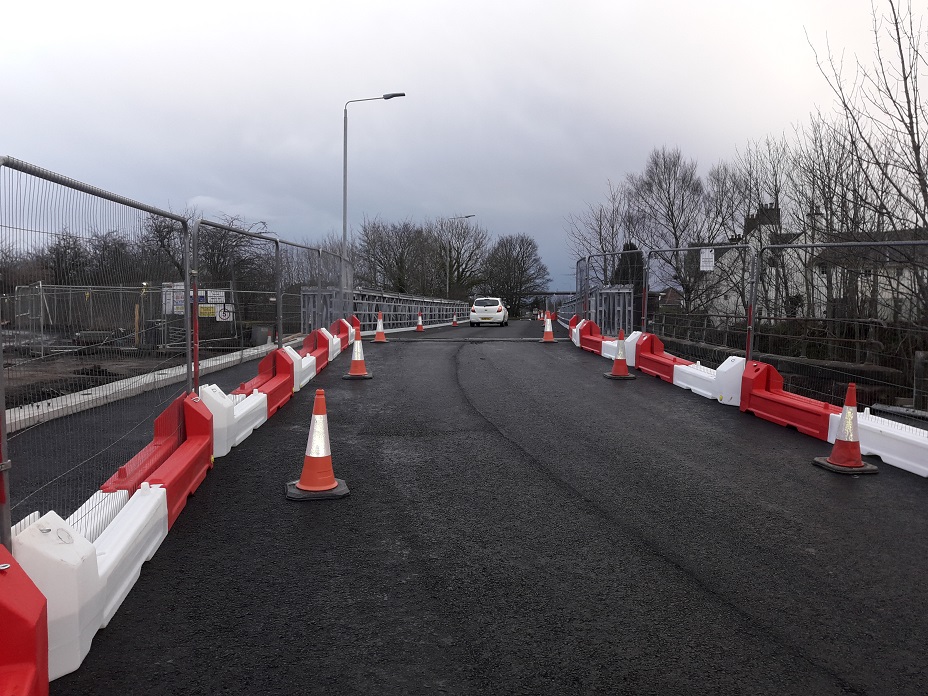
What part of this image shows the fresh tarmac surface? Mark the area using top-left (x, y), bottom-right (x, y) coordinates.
top-left (49, 319), bottom-right (928, 695)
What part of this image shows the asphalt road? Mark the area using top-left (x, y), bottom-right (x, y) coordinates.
top-left (49, 319), bottom-right (928, 695)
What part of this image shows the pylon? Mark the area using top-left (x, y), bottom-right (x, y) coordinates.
top-left (286, 389), bottom-right (350, 500)
top-left (373, 311), bottom-right (387, 343)
top-left (812, 383), bottom-right (878, 474)
top-left (539, 316), bottom-right (555, 343)
top-left (452, 313), bottom-right (458, 327)
top-left (415, 312), bottom-right (424, 332)
top-left (343, 336), bottom-right (372, 380)
top-left (604, 329), bottom-right (636, 380)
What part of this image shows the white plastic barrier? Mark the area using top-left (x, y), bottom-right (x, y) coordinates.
top-left (12, 511), bottom-right (40, 536)
top-left (12, 484), bottom-right (169, 680)
top-left (319, 328), bottom-right (340, 362)
top-left (827, 409), bottom-right (928, 477)
top-left (571, 320), bottom-right (587, 348)
top-left (66, 490), bottom-right (130, 544)
top-left (600, 331), bottom-right (641, 367)
top-left (13, 511), bottom-right (106, 680)
top-left (339, 318), bottom-right (356, 344)
top-left (283, 345), bottom-right (317, 391)
top-left (672, 356), bottom-right (745, 406)
top-left (95, 483), bottom-right (168, 626)
top-left (198, 384), bottom-right (268, 458)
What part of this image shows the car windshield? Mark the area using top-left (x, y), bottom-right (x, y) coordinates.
top-left (475, 298), bottom-right (500, 307)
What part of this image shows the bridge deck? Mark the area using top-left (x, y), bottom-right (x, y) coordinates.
top-left (49, 320), bottom-right (928, 695)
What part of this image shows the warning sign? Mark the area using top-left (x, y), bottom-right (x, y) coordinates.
top-left (216, 305), bottom-right (234, 322)
top-left (699, 248), bottom-right (716, 272)
top-left (199, 304), bottom-right (216, 318)
top-left (207, 290), bottom-right (226, 304)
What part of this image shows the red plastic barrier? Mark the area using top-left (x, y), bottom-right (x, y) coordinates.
top-left (100, 395), bottom-right (185, 493)
top-left (349, 315), bottom-right (361, 332)
top-left (569, 315), bottom-right (580, 331)
top-left (310, 330), bottom-right (329, 372)
top-left (232, 349), bottom-right (294, 418)
top-left (635, 333), bottom-right (693, 383)
top-left (578, 321), bottom-right (605, 355)
top-left (0, 546), bottom-right (49, 696)
top-left (329, 320), bottom-right (350, 352)
top-left (146, 394), bottom-right (214, 528)
top-left (740, 361), bottom-right (840, 440)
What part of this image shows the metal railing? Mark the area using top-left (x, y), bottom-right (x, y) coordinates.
top-left (566, 240), bottom-right (928, 415)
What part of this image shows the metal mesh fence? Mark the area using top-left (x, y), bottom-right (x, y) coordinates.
top-left (1, 159), bottom-right (191, 534)
top-left (644, 244), bottom-right (753, 367)
top-left (567, 240), bottom-right (928, 417)
top-left (751, 242), bottom-right (928, 412)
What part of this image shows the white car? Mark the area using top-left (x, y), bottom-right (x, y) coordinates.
top-left (470, 297), bottom-right (509, 326)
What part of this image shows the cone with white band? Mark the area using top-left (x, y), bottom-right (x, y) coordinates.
top-left (415, 312), bottom-right (424, 332)
top-left (604, 329), bottom-right (636, 380)
top-left (539, 316), bottom-right (555, 343)
top-left (452, 313), bottom-right (458, 327)
top-left (812, 383), bottom-right (878, 474)
top-left (373, 311), bottom-right (387, 343)
top-left (286, 389), bottom-right (350, 500)
top-left (343, 335), bottom-right (372, 380)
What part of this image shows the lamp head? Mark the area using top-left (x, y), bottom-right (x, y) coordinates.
top-left (383, 92), bottom-right (406, 99)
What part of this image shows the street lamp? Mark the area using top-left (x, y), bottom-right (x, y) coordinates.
top-left (342, 92), bottom-right (405, 316)
top-left (445, 214), bottom-right (475, 298)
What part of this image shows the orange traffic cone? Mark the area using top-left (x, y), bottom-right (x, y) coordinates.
top-left (373, 311), bottom-right (387, 343)
top-left (812, 383), bottom-right (878, 474)
top-left (452, 313), bottom-right (458, 327)
top-left (286, 389), bottom-right (350, 500)
top-left (539, 316), bottom-right (555, 343)
top-left (343, 335), bottom-right (372, 380)
top-left (604, 330), bottom-right (636, 380)
top-left (415, 312), bottom-right (424, 332)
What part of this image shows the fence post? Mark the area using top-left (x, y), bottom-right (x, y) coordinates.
top-left (185, 220), bottom-right (196, 394)
top-left (275, 241), bottom-right (283, 348)
top-left (746, 248), bottom-right (759, 362)
top-left (0, 343), bottom-right (10, 551)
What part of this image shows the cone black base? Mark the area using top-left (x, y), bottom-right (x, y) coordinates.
top-left (812, 457), bottom-right (878, 475)
top-left (286, 478), bottom-right (350, 500)
top-left (342, 373), bottom-right (373, 380)
top-left (604, 372), bottom-right (636, 380)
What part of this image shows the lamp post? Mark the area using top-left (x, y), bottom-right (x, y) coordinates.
top-left (342, 92), bottom-right (405, 317)
top-left (445, 214), bottom-right (475, 298)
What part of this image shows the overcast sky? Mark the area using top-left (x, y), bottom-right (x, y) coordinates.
top-left (4, 1), bottom-right (879, 288)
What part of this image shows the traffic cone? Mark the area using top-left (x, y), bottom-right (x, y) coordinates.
top-left (604, 330), bottom-right (636, 380)
top-left (286, 389), bottom-right (350, 500)
top-left (812, 383), bottom-right (878, 474)
top-left (539, 316), bottom-right (555, 343)
top-left (373, 311), bottom-right (387, 343)
top-left (415, 312), bottom-right (424, 332)
top-left (343, 335), bottom-right (372, 380)
top-left (452, 313), bottom-right (458, 327)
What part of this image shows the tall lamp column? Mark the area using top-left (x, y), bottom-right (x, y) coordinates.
top-left (342, 91), bottom-right (406, 317)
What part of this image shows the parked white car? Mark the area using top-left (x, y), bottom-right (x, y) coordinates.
top-left (469, 297), bottom-right (509, 326)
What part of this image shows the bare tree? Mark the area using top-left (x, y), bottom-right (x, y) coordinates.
top-left (479, 234), bottom-right (550, 313)
top-left (428, 216), bottom-right (490, 299)
top-left (813, 0), bottom-right (928, 230)
top-left (565, 180), bottom-right (629, 284)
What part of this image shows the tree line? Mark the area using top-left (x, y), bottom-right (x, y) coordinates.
top-left (566, 0), bottom-right (928, 324)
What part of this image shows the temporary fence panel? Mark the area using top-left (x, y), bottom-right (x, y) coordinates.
top-left (0, 157), bottom-right (192, 543)
top-left (750, 241), bottom-right (928, 413)
top-left (643, 244), bottom-right (754, 368)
